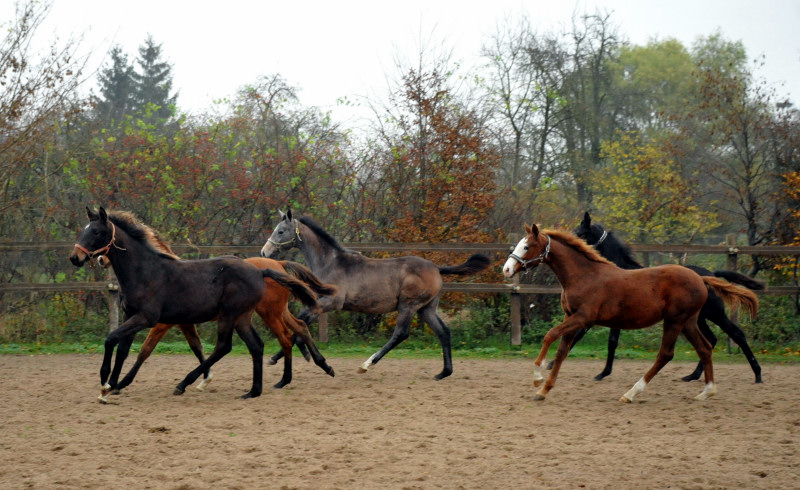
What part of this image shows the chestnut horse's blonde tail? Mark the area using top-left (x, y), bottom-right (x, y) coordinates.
top-left (280, 260), bottom-right (339, 297)
top-left (703, 276), bottom-right (759, 319)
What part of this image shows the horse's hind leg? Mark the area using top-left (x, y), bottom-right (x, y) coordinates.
top-left (262, 309), bottom-right (294, 389)
top-left (269, 308), bottom-right (317, 364)
top-left (419, 303), bottom-right (453, 380)
top-left (682, 315), bottom-right (715, 382)
top-left (235, 321), bottom-right (265, 399)
top-left (704, 302), bottom-right (762, 383)
top-left (595, 328), bottom-right (620, 381)
top-left (681, 322), bottom-right (716, 400)
top-left (621, 320), bottom-right (682, 403)
top-left (283, 311), bottom-right (334, 377)
top-left (178, 324), bottom-right (214, 391)
top-left (174, 322), bottom-right (235, 396)
top-left (116, 323), bottom-right (173, 392)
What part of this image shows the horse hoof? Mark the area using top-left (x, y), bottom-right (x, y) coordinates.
top-left (619, 395), bottom-right (633, 403)
top-left (434, 370), bottom-right (452, 380)
top-left (533, 379), bottom-right (543, 387)
top-left (533, 393), bottom-right (546, 401)
top-left (173, 387), bottom-right (186, 396)
top-left (681, 375), bottom-right (700, 382)
top-left (241, 391), bottom-right (261, 399)
top-left (267, 358), bottom-right (278, 366)
top-left (357, 367), bottom-right (368, 374)
top-left (273, 382), bottom-right (288, 389)
top-left (326, 367), bottom-right (335, 377)
top-left (97, 393), bottom-right (110, 404)
top-left (594, 373), bottom-right (610, 381)
top-left (303, 353), bottom-right (312, 362)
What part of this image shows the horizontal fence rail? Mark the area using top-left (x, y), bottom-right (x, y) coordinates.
top-left (3, 241), bottom-right (799, 345)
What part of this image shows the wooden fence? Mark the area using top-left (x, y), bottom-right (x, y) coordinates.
top-left (1, 241), bottom-right (798, 345)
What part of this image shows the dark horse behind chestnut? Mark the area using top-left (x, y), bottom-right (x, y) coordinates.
top-left (572, 212), bottom-right (766, 383)
top-left (70, 207), bottom-right (332, 402)
top-left (261, 209), bottom-right (492, 380)
top-left (503, 222), bottom-right (758, 402)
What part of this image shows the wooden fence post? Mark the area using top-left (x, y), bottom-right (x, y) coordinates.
top-left (107, 283), bottom-right (119, 334)
top-left (725, 234), bottom-right (739, 353)
top-left (510, 275), bottom-right (522, 346)
top-left (318, 313), bottom-right (329, 343)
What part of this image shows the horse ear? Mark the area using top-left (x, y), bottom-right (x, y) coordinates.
top-left (286, 208), bottom-right (293, 221)
top-left (278, 209), bottom-right (286, 220)
top-left (524, 224), bottom-right (532, 235)
top-left (86, 207), bottom-right (99, 221)
top-left (531, 224), bottom-right (540, 237)
top-left (98, 207), bottom-right (108, 223)
top-left (582, 211), bottom-right (591, 226)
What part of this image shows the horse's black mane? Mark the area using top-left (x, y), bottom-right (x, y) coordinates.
top-left (598, 227), bottom-right (643, 269)
top-left (298, 216), bottom-right (359, 255)
top-left (108, 211), bottom-right (180, 260)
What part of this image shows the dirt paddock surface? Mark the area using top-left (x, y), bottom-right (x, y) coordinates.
top-left (1, 354), bottom-right (798, 489)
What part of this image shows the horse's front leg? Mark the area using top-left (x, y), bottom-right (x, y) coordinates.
top-left (116, 323), bottom-right (174, 393)
top-left (535, 331), bottom-right (578, 400)
top-left (532, 316), bottom-right (589, 400)
top-left (99, 313), bottom-right (154, 403)
top-left (359, 308), bottom-right (414, 374)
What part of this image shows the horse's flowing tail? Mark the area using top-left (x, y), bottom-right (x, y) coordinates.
top-left (280, 260), bottom-right (339, 296)
top-left (713, 270), bottom-right (766, 291)
top-left (703, 276), bottom-right (759, 319)
top-left (262, 269), bottom-right (322, 313)
top-left (438, 254), bottom-right (492, 276)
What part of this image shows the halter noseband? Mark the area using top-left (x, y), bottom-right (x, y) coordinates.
top-left (267, 221), bottom-right (302, 250)
top-left (74, 222), bottom-right (126, 263)
top-left (508, 234), bottom-right (551, 269)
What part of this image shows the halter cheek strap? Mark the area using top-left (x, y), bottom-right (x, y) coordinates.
top-left (594, 228), bottom-right (608, 247)
top-left (267, 221), bottom-right (302, 249)
top-left (508, 234), bottom-right (551, 269)
top-left (74, 222), bottom-right (126, 261)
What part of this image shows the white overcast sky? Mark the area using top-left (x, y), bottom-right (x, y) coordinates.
top-left (11, 0), bottom-right (800, 124)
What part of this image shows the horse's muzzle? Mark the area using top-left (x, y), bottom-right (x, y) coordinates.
top-left (69, 248), bottom-right (87, 267)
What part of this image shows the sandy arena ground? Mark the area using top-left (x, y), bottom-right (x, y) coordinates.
top-left (0, 353), bottom-right (797, 489)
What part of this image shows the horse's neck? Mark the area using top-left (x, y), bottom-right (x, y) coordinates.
top-left (545, 238), bottom-right (606, 288)
top-left (297, 226), bottom-right (340, 275)
top-left (108, 231), bottom-right (159, 289)
top-left (599, 239), bottom-right (642, 270)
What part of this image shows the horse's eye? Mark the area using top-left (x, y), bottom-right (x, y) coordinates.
top-left (92, 228), bottom-right (100, 236)
top-left (278, 230), bottom-right (284, 235)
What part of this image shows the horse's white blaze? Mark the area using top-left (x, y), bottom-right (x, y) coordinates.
top-left (196, 371), bottom-right (214, 392)
top-left (621, 377), bottom-right (648, 402)
top-left (695, 382), bottom-right (717, 400)
top-left (503, 237), bottom-right (528, 278)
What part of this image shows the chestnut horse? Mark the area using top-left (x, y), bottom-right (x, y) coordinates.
top-left (502, 223), bottom-right (758, 402)
top-left (70, 207), bottom-right (332, 401)
top-left (111, 257), bottom-right (337, 400)
top-left (261, 209), bottom-right (492, 380)
top-left (573, 212), bottom-right (765, 383)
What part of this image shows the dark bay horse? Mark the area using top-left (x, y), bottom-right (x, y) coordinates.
top-left (70, 207), bottom-right (328, 401)
top-left (502, 223), bottom-right (759, 402)
top-left (573, 212), bottom-right (765, 382)
top-left (260, 209), bottom-right (491, 380)
top-left (111, 257), bottom-right (337, 399)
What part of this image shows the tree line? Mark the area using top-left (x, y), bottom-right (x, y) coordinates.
top-left (1, 0), bottom-right (798, 290)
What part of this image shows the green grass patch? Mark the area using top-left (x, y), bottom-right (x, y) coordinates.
top-left (3, 335), bottom-right (799, 365)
